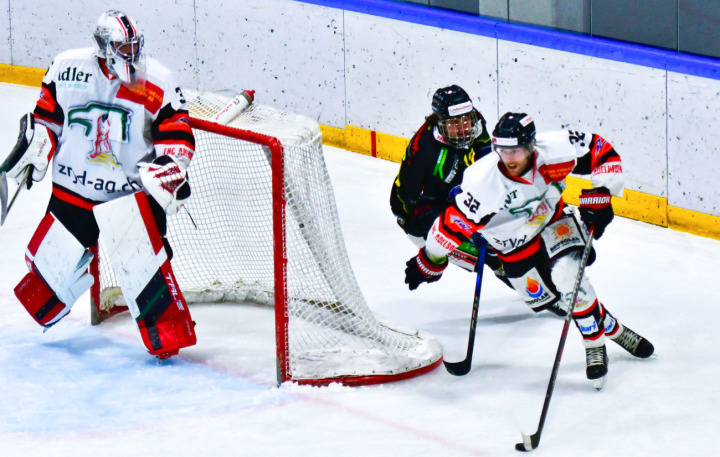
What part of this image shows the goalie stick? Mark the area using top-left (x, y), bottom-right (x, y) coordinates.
top-left (443, 239), bottom-right (487, 376)
top-left (1, 113), bottom-right (35, 226)
top-left (515, 230), bottom-right (595, 452)
top-left (0, 167), bottom-right (31, 225)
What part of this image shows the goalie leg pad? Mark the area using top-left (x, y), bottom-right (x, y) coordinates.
top-left (16, 212), bottom-right (94, 327)
top-left (14, 271), bottom-right (69, 328)
top-left (94, 192), bottom-right (196, 357)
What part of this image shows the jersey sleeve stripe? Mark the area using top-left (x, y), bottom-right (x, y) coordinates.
top-left (152, 106), bottom-right (196, 151)
top-left (34, 83), bottom-right (64, 129)
top-left (439, 205), bottom-right (483, 243)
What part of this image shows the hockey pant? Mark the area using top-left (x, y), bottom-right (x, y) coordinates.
top-left (499, 208), bottom-right (620, 348)
top-left (14, 212), bottom-right (94, 328)
top-left (93, 192), bottom-right (196, 358)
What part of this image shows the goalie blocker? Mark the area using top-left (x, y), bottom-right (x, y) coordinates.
top-left (94, 192), bottom-right (196, 359)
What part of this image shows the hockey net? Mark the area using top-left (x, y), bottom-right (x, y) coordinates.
top-left (90, 91), bottom-right (443, 385)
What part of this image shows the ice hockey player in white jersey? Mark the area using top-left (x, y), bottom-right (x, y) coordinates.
top-left (5, 10), bottom-right (197, 359)
top-left (404, 112), bottom-right (654, 386)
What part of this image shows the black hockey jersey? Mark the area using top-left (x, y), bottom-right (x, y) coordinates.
top-left (390, 112), bottom-right (492, 238)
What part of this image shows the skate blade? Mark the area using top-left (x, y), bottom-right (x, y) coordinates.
top-left (593, 376), bottom-right (606, 391)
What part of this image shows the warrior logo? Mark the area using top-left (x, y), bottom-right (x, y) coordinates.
top-left (68, 103), bottom-right (132, 169)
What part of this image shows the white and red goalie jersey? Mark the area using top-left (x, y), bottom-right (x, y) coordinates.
top-left (424, 130), bottom-right (624, 259)
top-left (33, 47), bottom-right (194, 203)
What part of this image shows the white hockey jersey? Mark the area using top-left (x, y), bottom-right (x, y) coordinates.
top-left (34, 47), bottom-right (194, 203)
top-left (425, 130), bottom-right (624, 258)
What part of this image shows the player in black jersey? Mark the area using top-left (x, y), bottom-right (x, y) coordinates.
top-left (390, 85), bottom-right (513, 287)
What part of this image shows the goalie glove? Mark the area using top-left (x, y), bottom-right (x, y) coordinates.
top-left (578, 186), bottom-right (613, 239)
top-left (138, 155), bottom-right (191, 215)
top-left (5, 113), bottom-right (56, 185)
top-left (405, 248), bottom-right (448, 290)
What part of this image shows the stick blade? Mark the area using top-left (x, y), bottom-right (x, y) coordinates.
top-left (515, 432), bottom-right (539, 452)
top-left (0, 171), bottom-right (8, 226)
top-left (443, 359), bottom-right (471, 376)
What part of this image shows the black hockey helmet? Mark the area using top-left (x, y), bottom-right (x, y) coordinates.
top-left (492, 112), bottom-right (536, 149)
top-left (431, 85), bottom-right (480, 148)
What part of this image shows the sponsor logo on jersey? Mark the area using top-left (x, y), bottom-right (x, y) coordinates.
top-left (502, 189), bottom-right (519, 209)
top-left (544, 218), bottom-right (584, 256)
top-left (526, 277), bottom-right (544, 298)
top-left (551, 221), bottom-right (573, 240)
top-left (538, 161), bottom-right (574, 182)
top-left (593, 163), bottom-right (623, 175)
top-left (450, 215), bottom-right (472, 231)
top-left (89, 113), bottom-right (120, 168)
top-left (510, 198), bottom-right (553, 227)
top-left (492, 234), bottom-right (528, 250)
top-left (58, 66), bottom-right (93, 83)
top-left (68, 103), bottom-right (132, 169)
top-left (116, 79), bottom-right (164, 114)
top-left (508, 268), bottom-right (556, 308)
top-left (57, 163), bottom-right (142, 194)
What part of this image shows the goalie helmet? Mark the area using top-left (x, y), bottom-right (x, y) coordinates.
top-left (93, 10), bottom-right (145, 84)
top-left (431, 85), bottom-right (481, 149)
top-left (492, 112), bottom-right (536, 149)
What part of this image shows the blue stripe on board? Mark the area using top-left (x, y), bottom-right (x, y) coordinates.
top-left (298, 0), bottom-right (720, 80)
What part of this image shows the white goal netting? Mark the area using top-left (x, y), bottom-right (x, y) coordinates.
top-left (92, 91), bottom-right (442, 385)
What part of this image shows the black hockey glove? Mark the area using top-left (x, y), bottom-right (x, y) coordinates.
top-left (405, 248), bottom-right (447, 290)
top-left (578, 187), bottom-right (613, 239)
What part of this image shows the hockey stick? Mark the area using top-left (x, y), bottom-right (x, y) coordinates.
top-left (443, 239), bottom-right (488, 376)
top-left (515, 230), bottom-right (594, 452)
top-left (0, 167), bottom-right (31, 226)
top-left (1, 113), bottom-right (35, 226)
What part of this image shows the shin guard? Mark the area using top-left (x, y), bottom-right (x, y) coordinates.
top-left (94, 192), bottom-right (196, 358)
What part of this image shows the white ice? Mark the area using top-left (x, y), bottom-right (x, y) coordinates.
top-left (0, 82), bottom-right (718, 457)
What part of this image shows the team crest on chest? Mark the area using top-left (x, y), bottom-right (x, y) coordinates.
top-left (68, 102), bottom-right (132, 169)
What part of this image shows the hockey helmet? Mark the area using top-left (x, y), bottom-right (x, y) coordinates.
top-left (431, 85), bottom-right (481, 149)
top-left (492, 112), bottom-right (536, 150)
top-left (94, 10), bottom-right (145, 84)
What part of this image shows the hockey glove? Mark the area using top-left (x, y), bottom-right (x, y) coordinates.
top-left (138, 155), bottom-right (191, 215)
top-left (6, 114), bottom-right (56, 185)
top-left (405, 248), bottom-right (448, 290)
top-left (578, 186), bottom-right (613, 239)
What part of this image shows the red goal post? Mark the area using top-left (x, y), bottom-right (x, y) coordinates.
top-left (90, 91), bottom-right (443, 385)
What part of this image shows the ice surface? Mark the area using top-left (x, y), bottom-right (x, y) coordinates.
top-left (0, 82), bottom-right (718, 456)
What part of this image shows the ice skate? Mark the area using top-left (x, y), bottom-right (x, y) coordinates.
top-left (585, 345), bottom-right (608, 390)
top-left (610, 325), bottom-right (654, 358)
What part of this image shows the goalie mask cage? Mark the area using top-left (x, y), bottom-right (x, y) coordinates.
top-left (89, 91), bottom-right (443, 386)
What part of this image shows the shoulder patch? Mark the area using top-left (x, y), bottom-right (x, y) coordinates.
top-left (538, 160), bottom-right (575, 183)
top-left (117, 80), bottom-right (164, 114)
